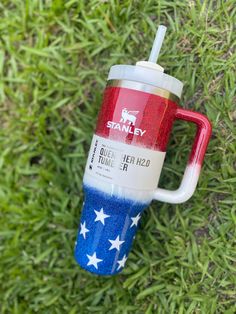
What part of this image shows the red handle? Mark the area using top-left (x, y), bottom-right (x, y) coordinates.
top-left (175, 107), bottom-right (212, 167)
top-left (154, 108), bottom-right (212, 204)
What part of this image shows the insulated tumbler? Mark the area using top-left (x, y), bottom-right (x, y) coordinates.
top-left (74, 25), bottom-right (212, 275)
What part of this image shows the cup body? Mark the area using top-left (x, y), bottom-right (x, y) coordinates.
top-left (74, 79), bottom-right (179, 275)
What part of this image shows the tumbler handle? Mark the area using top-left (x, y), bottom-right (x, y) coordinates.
top-left (154, 107), bottom-right (212, 204)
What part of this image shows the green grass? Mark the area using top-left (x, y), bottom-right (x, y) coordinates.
top-left (0, 0), bottom-right (235, 313)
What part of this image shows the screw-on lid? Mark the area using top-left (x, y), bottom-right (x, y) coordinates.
top-left (107, 25), bottom-right (183, 99)
top-left (108, 64), bottom-right (183, 98)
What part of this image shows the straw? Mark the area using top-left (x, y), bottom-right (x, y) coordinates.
top-left (148, 25), bottom-right (167, 63)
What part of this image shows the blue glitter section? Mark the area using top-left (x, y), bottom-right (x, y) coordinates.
top-left (74, 185), bottom-right (150, 276)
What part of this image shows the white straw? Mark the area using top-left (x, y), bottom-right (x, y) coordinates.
top-left (148, 25), bottom-right (167, 63)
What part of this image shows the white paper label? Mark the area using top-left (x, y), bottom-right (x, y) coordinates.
top-left (85, 135), bottom-right (166, 190)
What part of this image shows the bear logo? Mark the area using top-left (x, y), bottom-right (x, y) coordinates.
top-left (120, 108), bottom-right (139, 125)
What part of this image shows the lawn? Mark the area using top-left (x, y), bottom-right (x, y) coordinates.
top-left (0, 0), bottom-right (235, 313)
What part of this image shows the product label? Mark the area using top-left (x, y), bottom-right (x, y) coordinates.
top-left (85, 135), bottom-right (166, 190)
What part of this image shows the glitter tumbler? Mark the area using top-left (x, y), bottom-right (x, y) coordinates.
top-left (74, 25), bottom-right (212, 275)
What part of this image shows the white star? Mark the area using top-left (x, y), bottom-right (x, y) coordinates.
top-left (117, 254), bottom-right (128, 270)
top-left (86, 252), bottom-right (103, 269)
top-left (79, 221), bottom-right (89, 239)
top-left (130, 213), bottom-right (141, 228)
top-left (94, 208), bottom-right (110, 225)
top-left (108, 235), bottom-right (125, 251)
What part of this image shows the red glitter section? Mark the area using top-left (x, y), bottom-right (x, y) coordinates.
top-left (175, 108), bottom-right (212, 166)
top-left (95, 86), bottom-right (177, 151)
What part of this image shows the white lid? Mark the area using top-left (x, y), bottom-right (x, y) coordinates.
top-left (107, 25), bottom-right (183, 99)
top-left (108, 64), bottom-right (183, 98)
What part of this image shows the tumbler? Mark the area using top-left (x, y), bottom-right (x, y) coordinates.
top-left (74, 25), bottom-right (212, 275)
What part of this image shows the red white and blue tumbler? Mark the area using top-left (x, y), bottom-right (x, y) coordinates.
top-left (74, 26), bottom-right (212, 275)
